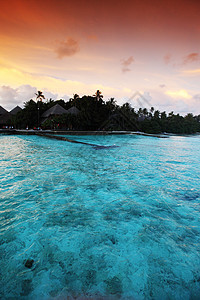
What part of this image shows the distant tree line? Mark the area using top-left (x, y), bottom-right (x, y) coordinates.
top-left (10, 90), bottom-right (200, 134)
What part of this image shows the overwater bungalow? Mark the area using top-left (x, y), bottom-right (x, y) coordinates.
top-left (41, 104), bottom-right (80, 129)
top-left (0, 106), bottom-right (10, 128)
top-left (10, 106), bottom-right (22, 115)
top-left (0, 105), bottom-right (22, 128)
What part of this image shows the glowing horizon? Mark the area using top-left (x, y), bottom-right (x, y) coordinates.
top-left (0, 0), bottom-right (200, 115)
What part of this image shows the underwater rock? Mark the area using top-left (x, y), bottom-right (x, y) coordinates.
top-left (110, 236), bottom-right (117, 244)
top-left (105, 276), bottom-right (123, 295)
top-left (25, 259), bottom-right (34, 269)
top-left (105, 234), bottom-right (117, 245)
top-left (85, 269), bottom-right (97, 286)
top-left (20, 279), bottom-right (33, 296)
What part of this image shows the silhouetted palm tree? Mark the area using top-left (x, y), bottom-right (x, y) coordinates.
top-left (142, 108), bottom-right (148, 116)
top-left (35, 91), bottom-right (45, 128)
top-left (35, 91), bottom-right (45, 102)
top-left (106, 98), bottom-right (116, 113)
top-left (150, 107), bottom-right (154, 114)
top-left (93, 90), bottom-right (103, 102)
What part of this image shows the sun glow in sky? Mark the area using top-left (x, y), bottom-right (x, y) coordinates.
top-left (0, 0), bottom-right (200, 114)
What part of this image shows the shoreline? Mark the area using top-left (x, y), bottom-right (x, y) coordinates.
top-left (0, 129), bottom-right (168, 138)
top-left (0, 129), bottom-right (200, 138)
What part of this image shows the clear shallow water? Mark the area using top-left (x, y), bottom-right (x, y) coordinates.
top-left (0, 134), bottom-right (200, 299)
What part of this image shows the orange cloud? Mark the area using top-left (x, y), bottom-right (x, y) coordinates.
top-left (87, 34), bottom-right (98, 42)
top-left (164, 53), bottom-right (200, 67)
top-left (55, 38), bottom-right (80, 59)
top-left (121, 56), bottom-right (134, 73)
top-left (183, 53), bottom-right (200, 65)
top-left (183, 68), bottom-right (200, 75)
top-left (166, 89), bottom-right (192, 99)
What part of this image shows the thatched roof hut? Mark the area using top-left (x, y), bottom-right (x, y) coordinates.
top-left (10, 106), bottom-right (22, 115)
top-left (41, 104), bottom-right (68, 118)
top-left (0, 106), bottom-right (8, 115)
top-left (66, 106), bottom-right (80, 115)
top-left (0, 112), bottom-right (11, 126)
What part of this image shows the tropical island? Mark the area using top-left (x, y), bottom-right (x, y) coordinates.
top-left (1, 90), bottom-right (200, 134)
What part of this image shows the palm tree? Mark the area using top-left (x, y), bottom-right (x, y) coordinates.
top-left (93, 90), bottom-right (103, 102)
top-left (35, 91), bottom-right (45, 128)
top-left (150, 107), bottom-right (154, 115)
top-left (138, 107), bottom-right (143, 117)
top-left (35, 91), bottom-right (45, 102)
top-left (73, 93), bottom-right (79, 100)
top-left (106, 98), bottom-right (116, 113)
top-left (154, 110), bottom-right (160, 119)
top-left (168, 111), bottom-right (174, 118)
top-left (142, 108), bottom-right (148, 117)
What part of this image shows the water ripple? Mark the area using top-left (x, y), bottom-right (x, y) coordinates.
top-left (0, 134), bottom-right (200, 299)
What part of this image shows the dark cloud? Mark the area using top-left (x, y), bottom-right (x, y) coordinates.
top-left (183, 53), bottom-right (200, 65)
top-left (121, 56), bottom-right (134, 72)
top-left (159, 84), bottom-right (166, 88)
top-left (55, 38), bottom-right (80, 59)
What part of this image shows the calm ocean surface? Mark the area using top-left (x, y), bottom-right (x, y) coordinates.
top-left (0, 134), bottom-right (200, 299)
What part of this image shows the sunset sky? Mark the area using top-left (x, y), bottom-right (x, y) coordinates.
top-left (0, 0), bottom-right (200, 114)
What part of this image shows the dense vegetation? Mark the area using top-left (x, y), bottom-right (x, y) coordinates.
top-left (11, 91), bottom-right (200, 134)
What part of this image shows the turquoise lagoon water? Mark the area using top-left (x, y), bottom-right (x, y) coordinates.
top-left (0, 134), bottom-right (200, 299)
